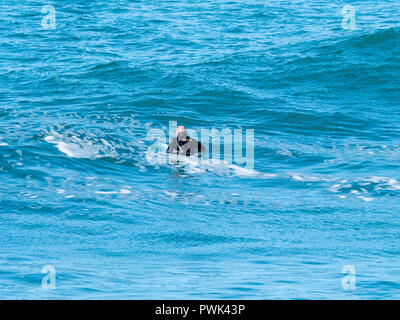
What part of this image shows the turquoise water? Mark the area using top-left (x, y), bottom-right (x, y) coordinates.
top-left (1, 1), bottom-right (399, 299)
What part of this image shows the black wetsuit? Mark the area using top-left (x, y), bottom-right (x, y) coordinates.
top-left (166, 136), bottom-right (205, 156)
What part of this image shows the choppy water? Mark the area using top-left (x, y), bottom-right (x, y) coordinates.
top-left (1, 1), bottom-right (399, 299)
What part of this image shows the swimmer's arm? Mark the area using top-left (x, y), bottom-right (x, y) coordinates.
top-left (187, 138), bottom-right (205, 154)
top-left (166, 139), bottom-right (179, 153)
top-left (197, 141), bottom-right (206, 154)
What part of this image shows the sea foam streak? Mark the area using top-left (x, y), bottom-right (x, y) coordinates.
top-left (45, 132), bottom-right (113, 159)
top-left (164, 152), bottom-right (275, 178)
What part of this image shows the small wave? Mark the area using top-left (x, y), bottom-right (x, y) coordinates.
top-left (94, 189), bottom-right (131, 195)
top-left (0, 137), bottom-right (8, 146)
top-left (44, 132), bottom-right (115, 159)
top-left (328, 176), bottom-right (400, 201)
top-left (147, 146), bottom-right (274, 178)
top-left (351, 27), bottom-right (400, 49)
top-left (291, 174), bottom-right (330, 182)
top-left (278, 27), bottom-right (400, 88)
top-left (165, 153), bottom-right (275, 178)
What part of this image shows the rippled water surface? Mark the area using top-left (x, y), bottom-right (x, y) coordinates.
top-left (1, 1), bottom-right (399, 299)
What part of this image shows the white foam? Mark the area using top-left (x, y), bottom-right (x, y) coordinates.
top-left (55, 141), bottom-right (100, 158)
top-left (44, 132), bottom-right (113, 159)
top-left (292, 174), bottom-right (304, 181)
top-left (387, 178), bottom-right (400, 190)
top-left (228, 164), bottom-right (260, 177)
top-left (359, 176), bottom-right (400, 191)
top-left (329, 184), bottom-right (341, 193)
top-left (94, 189), bottom-right (132, 195)
top-left (369, 176), bottom-right (386, 183)
top-left (291, 174), bottom-right (324, 182)
top-left (0, 143), bottom-right (8, 146)
top-left (94, 191), bottom-right (118, 195)
top-left (358, 196), bottom-right (375, 202)
top-left (165, 153), bottom-right (272, 178)
top-left (164, 191), bottom-right (178, 197)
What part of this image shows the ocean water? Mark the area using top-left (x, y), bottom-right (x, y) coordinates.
top-left (1, 0), bottom-right (399, 299)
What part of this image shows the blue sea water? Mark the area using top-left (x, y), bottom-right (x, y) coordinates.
top-left (0, 0), bottom-right (399, 299)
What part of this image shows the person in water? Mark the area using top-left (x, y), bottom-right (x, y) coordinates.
top-left (167, 126), bottom-right (205, 156)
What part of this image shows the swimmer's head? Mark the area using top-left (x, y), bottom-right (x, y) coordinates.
top-left (176, 126), bottom-right (187, 140)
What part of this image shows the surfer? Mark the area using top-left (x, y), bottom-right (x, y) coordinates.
top-left (167, 126), bottom-right (205, 156)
